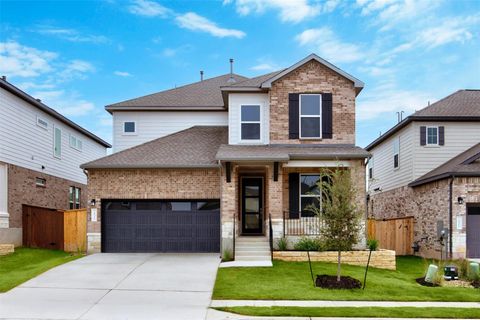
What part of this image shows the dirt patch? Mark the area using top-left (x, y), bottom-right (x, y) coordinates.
top-left (315, 275), bottom-right (361, 289)
top-left (415, 277), bottom-right (440, 287)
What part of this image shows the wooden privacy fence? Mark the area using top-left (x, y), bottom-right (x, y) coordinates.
top-left (367, 216), bottom-right (414, 255)
top-left (22, 205), bottom-right (87, 252)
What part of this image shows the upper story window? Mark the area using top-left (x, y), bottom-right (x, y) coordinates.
top-left (427, 126), bottom-right (438, 145)
top-left (240, 105), bottom-right (261, 141)
top-left (53, 126), bottom-right (62, 158)
top-left (123, 121), bottom-right (136, 135)
top-left (299, 94), bottom-right (322, 139)
top-left (300, 174), bottom-right (321, 217)
top-left (36, 116), bottom-right (48, 130)
top-left (393, 137), bottom-right (400, 169)
top-left (368, 157), bottom-right (374, 180)
top-left (69, 134), bottom-right (83, 151)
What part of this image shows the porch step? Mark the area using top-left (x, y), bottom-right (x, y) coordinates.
top-left (235, 236), bottom-right (271, 262)
top-left (235, 250), bottom-right (270, 257)
top-left (235, 255), bottom-right (271, 261)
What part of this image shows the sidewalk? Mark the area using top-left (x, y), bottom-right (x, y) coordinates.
top-left (211, 300), bottom-right (480, 308)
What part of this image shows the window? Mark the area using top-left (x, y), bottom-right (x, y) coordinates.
top-left (167, 202), bottom-right (192, 211)
top-left (69, 186), bottom-right (81, 209)
top-left (368, 157), bottom-right (374, 180)
top-left (69, 134), bottom-right (83, 151)
top-left (53, 126), bottom-right (62, 158)
top-left (197, 201), bottom-right (220, 211)
top-left (393, 137), bottom-right (400, 169)
top-left (300, 94), bottom-right (322, 139)
top-left (427, 126), bottom-right (438, 145)
top-left (36, 177), bottom-right (46, 187)
top-left (240, 105), bottom-right (261, 140)
top-left (299, 174), bottom-right (321, 217)
top-left (36, 116), bottom-right (48, 130)
top-left (123, 121), bottom-right (136, 134)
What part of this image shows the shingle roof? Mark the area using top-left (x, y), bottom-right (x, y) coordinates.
top-left (0, 78), bottom-right (111, 148)
top-left (216, 144), bottom-right (370, 161)
top-left (409, 143), bottom-right (480, 187)
top-left (223, 70), bottom-right (286, 89)
top-left (366, 90), bottom-right (480, 151)
top-left (81, 126), bottom-right (228, 169)
top-left (105, 74), bottom-right (248, 112)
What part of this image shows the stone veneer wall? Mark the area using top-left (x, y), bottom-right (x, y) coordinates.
top-left (6, 163), bottom-right (86, 228)
top-left (269, 59), bottom-right (356, 145)
top-left (369, 177), bottom-right (480, 259)
top-left (273, 249), bottom-right (396, 270)
top-left (86, 168), bottom-right (221, 253)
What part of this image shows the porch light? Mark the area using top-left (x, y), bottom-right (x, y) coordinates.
top-left (90, 199), bottom-right (96, 207)
top-left (457, 197), bottom-right (464, 205)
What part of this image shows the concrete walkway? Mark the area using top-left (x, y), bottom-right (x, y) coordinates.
top-left (0, 253), bottom-right (220, 320)
top-left (206, 309), bottom-right (479, 320)
top-left (211, 300), bottom-right (480, 308)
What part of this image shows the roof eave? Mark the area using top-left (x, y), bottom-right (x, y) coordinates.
top-left (289, 153), bottom-right (370, 160)
top-left (81, 163), bottom-right (221, 169)
top-left (409, 172), bottom-right (480, 187)
top-left (105, 105), bottom-right (227, 114)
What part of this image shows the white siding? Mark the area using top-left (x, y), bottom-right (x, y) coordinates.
top-left (228, 93), bottom-right (269, 145)
top-left (412, 121), bottom-right (480, 179)
top-left (0, 89), bottom-right (107, 184)
top-left (368, 123), bottom-right (414, 192)
top-left (113, 111), bottom-right (228, 152)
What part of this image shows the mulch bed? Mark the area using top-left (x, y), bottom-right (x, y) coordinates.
top-left (472, 280), bottom-right (480, 289)
top-left (415, 277), bottom-right (440, 287)
top-left (315, 274), bottom-right (362, 289)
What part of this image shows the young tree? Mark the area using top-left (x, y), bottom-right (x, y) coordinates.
top-left (308, 168), bottom-right (363, 282)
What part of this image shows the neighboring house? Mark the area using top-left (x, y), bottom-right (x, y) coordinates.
top-left (366, 90), bottom-right (480, 259)
top-left (81, 54), bottom-right (369, 260)
top-left (0, 78), bottom-right (111, 245)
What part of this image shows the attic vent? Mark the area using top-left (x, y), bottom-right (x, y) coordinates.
top-left (227, 58), bottom-right (236, 84)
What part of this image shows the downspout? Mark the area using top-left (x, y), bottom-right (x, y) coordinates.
top-left (448, 176), bottom-right (454, 259)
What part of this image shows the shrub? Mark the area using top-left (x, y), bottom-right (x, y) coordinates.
top-left (294, 237), bottom-right (323, 251)
top-left (367, 239), bottom-right (379, 251)
top-left (222, 249), bottom-right (233, 262)
top-left (456, 258), bottom-right (469, 280)
top-left (277, 237), bottom-right (288, 251)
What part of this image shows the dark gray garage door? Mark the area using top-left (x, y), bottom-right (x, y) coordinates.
top-left (102, 200), bottom-right (220, 253)
top-left (467, 204), bottom-right (480, 258)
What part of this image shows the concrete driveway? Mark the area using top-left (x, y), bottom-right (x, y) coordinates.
top-left (0, 253), bottom-right (220, 320)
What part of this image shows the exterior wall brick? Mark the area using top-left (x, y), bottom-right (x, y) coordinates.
top-left (369, 177), bottom-right (479, 259)
top-left (6, 163), bottom-right (86, 228)
top-left (269, 60), bottom-right (356, 145)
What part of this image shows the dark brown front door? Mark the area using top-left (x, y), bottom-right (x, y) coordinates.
top-left (467, 203), bottom-right (480, 258)
top-left (241, 177), bottom-right (263, 234)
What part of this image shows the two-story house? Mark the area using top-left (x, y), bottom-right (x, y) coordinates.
top-left (81, 54), bottom-right (369, 262)
top-left (0, 78), bottom-right (111, 246)
top-left (366, 90), bottom-right (480, 259)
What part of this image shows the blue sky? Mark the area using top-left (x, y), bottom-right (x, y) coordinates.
top-left (1, 0), bottom-right (479, 147)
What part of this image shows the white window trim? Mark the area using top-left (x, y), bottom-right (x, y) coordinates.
top-left (393, 137), bottom-right (400, 170)
top-left (122, 121), bottom-right (137, 135)
top-left (368, 157), bottom-right (374, 180)
top-left (36, 116), bottom-right (48, 130)
top-left (53, 125), bottom-right (62, 159)
top-left (299, 173), bottom-right (322, 219)
top-left (299, 94), bottom-right (322, 140)
top-left (426, 126), bottom-right (439, 146)
top-left (69, 134), bottom-right (82, 151)
top-left (239, 104), bottom-right (262, 143)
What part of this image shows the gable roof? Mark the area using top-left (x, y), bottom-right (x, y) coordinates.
top-left (0, 78), bottom-right (111, 148)
top-left (366, 89), bottom-right (480, 151)
top-left (81, 126), bottom-right (228, 169)
top-left (409, 143), bottom-right (480, 187)
top-left (105, 73), bottom-right (248, 113)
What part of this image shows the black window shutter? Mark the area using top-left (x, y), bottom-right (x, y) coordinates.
top-left (420, 126), bottom-right (426, 145)
top-left (322, 93), bottom-right (333, 139)
top-left (439, 126), bottom-right (445, 145)
top-left (288, 173), bottom-right (299, 219)
top-left (289, 93), bottom-right (299, 139)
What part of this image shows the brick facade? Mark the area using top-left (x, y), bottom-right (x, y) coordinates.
top-left (269, 59), bottom-right (356, 145)
top-left (86, 168), bottom-right (221, 252)
top-left (369, 177), bottom-right (480, 259)
top-left (6, 163), bottom-right (86, 228)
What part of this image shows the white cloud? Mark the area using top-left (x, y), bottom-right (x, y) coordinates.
top-left (175, 12), bottom-right (246, 38)
top-left (227, 0), bottom-right (324, 23)
top-left (416, 16), bottom-right (477, 49)
top-left (35, 26), bottom-right (109, 43)
top-left (250, 63), bottom-right (277, 71)
top-left (114, 71), bottom-right (132, 77)
top-left (128, 0), bottom-right (171, 17)
top-left (57, 60), bottom-right (95, 82)
top-left (295, 27), bottom-right (364, 63)
top-left (0, 41), bottom-right (57, 77)
top-left (32, 90), bottom-right (95, 116)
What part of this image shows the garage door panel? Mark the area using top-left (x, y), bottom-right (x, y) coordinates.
top-left (102, 200), bottom-right (219, 253)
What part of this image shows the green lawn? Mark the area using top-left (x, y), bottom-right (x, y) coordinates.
top-left (0, 247), bottom-right (82, 292)
top-left (213, 256), bottom-right (479, 301)
top-left (215, 307), bottom-right (480, 319)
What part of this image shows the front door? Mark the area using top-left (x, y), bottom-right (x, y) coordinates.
top-left (467, 203), bottom-right (480, 258)
top-left (241, 177), bottom-right (263, 234)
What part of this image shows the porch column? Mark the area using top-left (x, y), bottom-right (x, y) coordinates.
top-left (267, 162), bottom-right (283, 246)
top-left (220, 163), bottom-right (238, 256)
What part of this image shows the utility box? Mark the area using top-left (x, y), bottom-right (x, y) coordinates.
top-left (444, 265), bottom-right (459, 280)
